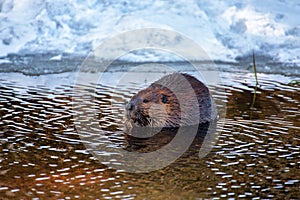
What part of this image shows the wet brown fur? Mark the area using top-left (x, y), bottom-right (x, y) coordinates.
top-left (125, 73), bottom-right (215, 128)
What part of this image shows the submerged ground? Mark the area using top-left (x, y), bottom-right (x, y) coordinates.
top-left (0, 65), bottom-right (299, 199)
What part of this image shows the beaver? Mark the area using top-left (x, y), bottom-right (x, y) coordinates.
top-left (125, 73), bottom-right (216, 130)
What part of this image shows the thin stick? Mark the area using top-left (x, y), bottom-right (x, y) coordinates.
top-left (250, 51), bottom-right (259, 119)
top-left (252, 51), bottom-right (259, 86)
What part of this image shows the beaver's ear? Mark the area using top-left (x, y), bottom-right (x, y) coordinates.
top-left (161, 94), bottom-right (168, 103)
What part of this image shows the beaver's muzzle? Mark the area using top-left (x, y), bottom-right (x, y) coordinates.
top-left (124, 101), bottom-right (135, 119)
top-left (125, 102), bottom-right (135, 120)
top-left (125, 101), bottom-right (150, 126)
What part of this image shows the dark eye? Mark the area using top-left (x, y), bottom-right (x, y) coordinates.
top-left (161, 94), bottom-right (168, 103)
top-left (143, 99), bottom-right (149, 103)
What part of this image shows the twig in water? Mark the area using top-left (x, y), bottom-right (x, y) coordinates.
top-left (250, 51), bottom-right (259, 119)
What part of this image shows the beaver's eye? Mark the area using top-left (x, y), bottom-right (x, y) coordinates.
top-left (161, 94), bottom-right (168, 103)
top-left (143, 99), bottom-right (149, 103)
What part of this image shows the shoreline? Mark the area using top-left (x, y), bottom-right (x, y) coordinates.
top-left (0, 54), bottom-right (299, 77)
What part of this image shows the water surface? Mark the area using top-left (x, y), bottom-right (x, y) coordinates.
top-left (0, 71), bottom-right (299, 199)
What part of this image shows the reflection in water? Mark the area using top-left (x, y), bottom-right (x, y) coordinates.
top-left (0, 74), bottom-right (299, 199)
top-left (124, 124), bottom-right (209, 153)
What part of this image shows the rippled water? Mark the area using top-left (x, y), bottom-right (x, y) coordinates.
top-left (0, 71), bottom-right (299, 199)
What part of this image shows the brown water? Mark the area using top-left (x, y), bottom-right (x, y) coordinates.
top-left (0, 72), bottom-right (299, 199)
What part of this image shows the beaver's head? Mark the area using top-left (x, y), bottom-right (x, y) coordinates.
top-left (124, 73), bottom-right (214, 130)
top-left (125, 84), bottom-right (181, 128)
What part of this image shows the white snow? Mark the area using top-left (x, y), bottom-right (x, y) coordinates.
top-left (0, 59), bottom-right (11, 64)
top-left (49, 54), bottom-right (62, 61)
top-left (0, 0), bottom-right (299, 65)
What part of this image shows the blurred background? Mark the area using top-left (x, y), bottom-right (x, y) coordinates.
top-left (0, 0), bottom-right (299, 76)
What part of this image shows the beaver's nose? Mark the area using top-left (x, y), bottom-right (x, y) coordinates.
top-left (126, 102), bottom-right (134, 111)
